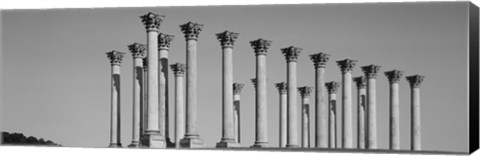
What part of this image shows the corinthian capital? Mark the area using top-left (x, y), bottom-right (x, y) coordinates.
top-left (385, 70), bottom-right (404, 84)
top-left (180, 21), bottom-right (204, 40)
top-left (128, 43), bottom-right (146, 58)
top-left (233, 83), bottom-right (245, 95)
top-left (281, 46), bottom-right (302, 62)
top-left (140, 12), bottom-right (165, 30)
top-left (353, 76), bottom-right (366, 89)
top-left (337, 59), bottom-right (357, 73)
top-left (406, 75), bottom-right (425, 88)
top-left (170, 63), bottom-right (186, 77)
top-left (250, 38), bottom-right (272, 56)
top-left (298, 86), bottom-right (313, 97)
top-left (325, 81), bottom-right (340, 94)
top-left (361, 64), bottom-right (382, 79)
top-left (216, 31), bottom-right (239, 48)
top-left (275, 82), bottom-right (287, 94)
top-left (158, 33), bottom-right (175, 50)
top-left (310, 52), bottom-right (330, 68)
top-left (106, 50), bottom-right (126, 65)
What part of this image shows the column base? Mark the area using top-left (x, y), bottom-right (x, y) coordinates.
top-left (180, 135), bottom-right (204, 148)
top-left (216, 139), bottom-right (240, 148)
top-left (165, 137), bottom-right (175, 148)
top-left (250, 141), bottom-right (268, 148)
top-left (140, 132), bottom-right (166, 148)
top-left (286, 144), bottom-right (300, 148)
top-left (108, 143), bottom-right (122, 148)
top-left (127, 141), bottom-right (140, 148)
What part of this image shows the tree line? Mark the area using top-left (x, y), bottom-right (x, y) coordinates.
top-left (1, 132), bottom-right (61, 146)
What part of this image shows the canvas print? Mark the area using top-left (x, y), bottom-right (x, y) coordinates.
top-left (1, 1), bottom-right (478, 155)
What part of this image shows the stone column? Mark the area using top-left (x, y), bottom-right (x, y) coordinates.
top-left (142, 58), bottom-right (148, 137)
top-left (250, 38), bottom-right (272, 148)
top-left (309, 52), bottom-right (330, 148)
top-left (406, 75), bottom-right (424, 151)
top-left (158, 33), bottom-right (174, 147)
top-left (128, 43), bottom-right (147, 148)
top-left (170, 63), bottom-right (186, 148)
top-left (216, 31), bottom-right (240, 148)
top-left (106, 50), bottom-right (125, 148)
top-left (179, 22), bottom-right (205, 148)
top-left (140, 12), bottom-right (165, 148)
top-left (233, 83), bottom-right (244, 144)
top-left (336, 59), bottom-right (356, 148)
top-left (282, 46), bottom-right (302, 148)
top-left (361, 64), bottom-right (381, 149)
top-left (298, 86), bottom-right (312, 148)
top-left (353, 76), bottom-right (366, 149)
top-left (325, 81), bottom-right (340, 148)
top-left (275, 82), bottom-right (288, 147)
top-left (385, 70), bottom-right (404, 150)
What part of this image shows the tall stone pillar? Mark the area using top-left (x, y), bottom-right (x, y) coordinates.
top-left (250, 38), bottom-right (272, 148)
top-left (325, 81), bottom-right (340, 148)
top-left (140, 12), bottom-right (165, 148)
top-left (406, 75), bottom-right (424, 151)
top-left (298, 86), bottom-right (312, 148)
top-left (361, 64), bottom-right (381, 149)
top-left (216, 31), bottom-right (240, 148)
top-left (336, 59), bottom-right (356, 148)
top-left (385, 70), bottom-right (404, 150)
top-left (142, 58), bottom-right (148, 137)
top-left (179, 21), bottom-right (205, 148)
top-left (233, 83), bottom-right (244, 144)
top-left (158, 33), bottom-right (174, 147)
top-left (282, 46), bottom-right (302, 148)
top-left (275, 82), bottom-right (288, 147)
top-left (353, 76), bottom-right (366, 149)
top-left (128, 43), bottom-right (147, 147)
top-left (309, 52), bottom-right (330, 148)
top-left (106, 50), bottom-right (125, 148)
top-left (170, 63), bottom-right (186, 148)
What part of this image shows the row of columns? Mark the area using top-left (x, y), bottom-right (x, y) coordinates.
top-left (106, 12), bottom-right (425, 150)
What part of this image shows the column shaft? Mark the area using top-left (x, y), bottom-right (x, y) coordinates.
top-left (411, 87), bottom-right (421, 150)
top-left (219, 47), bottom-right (235, 143)
top-left (279, 92), bottom-right (287, 147)
top-left (390, 83), bottom-right (400, 150)
top-left (147, 30), bottom-right (160, 133)
top-left (254, 54), bottom-right (268, 147)
top-left (366, 78), bottom-right (377, 149)
top-left (301, 98), bottom-right (310, 148)
top-left (143, 68), bottom-right (148, 135)
top-left (328, 93), bottom-right (336, 148)
top-left (174, 75), bottom-right (185, 148)
top-left (130, 58), bottom-right (142, 147)
top-left (341, 72), bottom-right (353, 148)
top-left (315, 67), bottom-right (328, 148)
top-left (357, 88), bottom-right (366, 149)
top-left (286, 61), bottom-right (298, 147)
top-left (234, 94), bottom-right (241, 143)
top-left (185, 39), bottom-right (198, 137)
top-left (109, 65), bottom-right (122, 147)
top-left (158, 49), bottom-right (168, 141)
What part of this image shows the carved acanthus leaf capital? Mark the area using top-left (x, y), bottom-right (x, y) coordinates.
top-left (158, 33), bottom-right (175, 50)
top-left (140, 12), bottom-right (165, 30)
top-left (337, 59), bottom-right (357, 73)
top-left (385, 70), bottom-right (404, 83)
top-left (325, 81), bottom-right (340, 94)
top-left (361, 64), bottom-right (381, 79)
top-left (281, 46), bottom-right (302, 62)
top-left (180, 22), bottom-right (204, 40)
top-left (106, 50), bottom-right (126, 65)
top-left (406, 75), bottom-right (425, 88)
top-left (310, 52), bottom-right (330, 68)
top-left (170, 63), bottom-right (186, 76)
top-left (275, 82), bottom-right (287, 94)
top-left (128, 43), bottom-right (146, 58)
top-left (216, 31), bottom-right (239, 48)
top-left (250, 38), bottom-right (272, 56)
top-left (298, 86), bottom-right (313, 97)
top-left (233, 83), bottom-right (245, 95)
top-left (353, 76), bottom-right (366, 89)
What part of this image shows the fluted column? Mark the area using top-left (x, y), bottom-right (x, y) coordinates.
top-left (325, 81), bottom-right (340, 148)
top-left (282, 46), bottom-right (302, 148)
top-left (158, 33), bottom-right (174, 147)
top-left (106, 50), bottom-right (125, 148)
top-left (298, 86), bottom-right (312, 148)
top-left (353, 76), bottom-right (366, 149)
top-left (128, 43), bottom-right (147, 147)
top-left (361, 64), bottom-right (381, 149)
top-left (385, 70), bottom-right (404, 150)
top-left (250, 39), bottom-right (272, 148)
top-left (406, 75), bottom-right (424, 151)
top-left (336, 59), bottom-right (356, 148)
top-left (179, 21), bottom-right (205, 148)
top-left (216, 31), bottom-right (240, 148)
top-left (170, 63), bottom-right (186, 148)
top-left (275, 82), bottom-right (288, 147)
top-left (309, 52), bottom-right (330, 148)
top-left (233, 83), bottom-right (244, 144)
top-left (140, 12), bottom-right (165, 148)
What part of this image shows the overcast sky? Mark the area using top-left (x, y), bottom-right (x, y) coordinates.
top-left (1, 1), bottom-right (470, 152)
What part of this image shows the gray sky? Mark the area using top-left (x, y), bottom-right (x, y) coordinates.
top-left (1, 1), bottom-right (469, 152)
